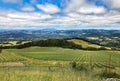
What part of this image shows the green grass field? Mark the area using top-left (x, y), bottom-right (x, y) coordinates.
top-left (68, 39), bottom-right (101, 48)
top-left (0, 47), bottom-right (120, 81)
top-left (6, 47), bottom-right (120, 65)
top-left (68, 39), bottom-right (111, 50)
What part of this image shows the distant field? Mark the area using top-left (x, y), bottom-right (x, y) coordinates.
top-left (0, 47), bottom-right (120, 81)
top-left (0, 41), bottom-right (31, 46)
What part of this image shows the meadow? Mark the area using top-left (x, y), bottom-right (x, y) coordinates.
top-left (0, 47), bottom-right (120, 81)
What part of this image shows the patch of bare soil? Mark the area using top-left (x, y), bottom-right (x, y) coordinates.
top-left (0, 62), bottom-right (25, 67)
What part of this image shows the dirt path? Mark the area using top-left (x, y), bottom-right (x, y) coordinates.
top-left (0, 62), bottom-right (25, 66)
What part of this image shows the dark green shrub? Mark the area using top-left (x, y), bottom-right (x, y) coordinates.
top-left (99, 70), bottom-right (120, 78)
top-left (70, 62), bottom-right (91, 72)
top-left (77, 63), bottom-right (89, 71)
top-left (71, 61), bottom-right (77, 68)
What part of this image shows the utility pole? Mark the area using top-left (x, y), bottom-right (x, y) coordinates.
top-left (89, 56), bottom-right (93, 72)
top-left (108, 53), bottom-right (112, 74)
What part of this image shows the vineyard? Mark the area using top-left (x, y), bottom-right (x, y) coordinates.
top-left (0, 50), bottom-right (25, 62)
top-left (0, 47), bottom-right (120, 81)
top-left (6, 47), bottom-right (120, 66)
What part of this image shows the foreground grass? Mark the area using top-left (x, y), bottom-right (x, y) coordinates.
top-left (0, 66), bottom-right (103, 81)
top-left (0, 47), bottom-right (120, 81)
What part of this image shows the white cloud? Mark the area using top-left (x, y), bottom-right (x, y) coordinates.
top-left (0, 10), bottom-right (53, 27)
top-left (64, 0), bottom-right (106, 15)
top-left (64, 0), bottom-right (85, 13)
top-left (103, 0), bottom-right (120, 10)
top-left (0, 9), bottom-right (119, 27)
top-left (21, 5), bottom-right (35, 12)
top-left (111, 0), bottom-right (120, 9)
top-left (37, 4), bottom-right (60, 14)
top-left (78, 6), bottom-right (106, 14)
top-left (0, 0), bottom-right (120, 28)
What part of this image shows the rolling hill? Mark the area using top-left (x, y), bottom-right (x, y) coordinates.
top-left (67, 39), bottom-right (111, 50)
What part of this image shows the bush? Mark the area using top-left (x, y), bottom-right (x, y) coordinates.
top-left (99, 70), bottom-right (120, 78)
top-left (70, 62), bottom-right (91, 72)
top-left (77, 63), bottom-right (89, 71)
top-left (99, 47), bottom-right (107, 50)
top-left (70, 61), bottom-right (77, 68)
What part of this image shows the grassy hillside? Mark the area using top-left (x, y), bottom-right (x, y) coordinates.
top-left (1, 39), bottom-right (112, 51)
top-left (68, 39), bottom-right (101, 48)
top-left (0, 47), bottom-right (120, 81)
top-left (68, 39), bottom-right (111, 50)
top-left (5, 47), bottom-right (120, 66)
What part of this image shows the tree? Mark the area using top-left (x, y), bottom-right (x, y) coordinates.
top-left (0, 49), bottom-right (2, 53)
top-left (0, 47), bottom-right (2, 53)
top-left (0, 46), bottom-right (2, 53)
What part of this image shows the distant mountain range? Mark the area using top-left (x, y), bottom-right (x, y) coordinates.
top-left (0, 29), bottom-right (120, 48)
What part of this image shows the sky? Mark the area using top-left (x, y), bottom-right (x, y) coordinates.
top-left (0, 0), bottom-right (120, 29)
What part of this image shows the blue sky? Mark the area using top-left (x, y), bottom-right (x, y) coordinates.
top-left (0, 0), bottom-right (120, 29)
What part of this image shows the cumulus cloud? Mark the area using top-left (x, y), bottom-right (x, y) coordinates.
top-left (78, 6), bottom-right (106, 14)
top-left (64, 0), bottom-right (85, 13)
top-left (0, 9), bottom-right (119, 27)
top-left (111, 0), bottom-right (120, 9)
top-left (37, 4), bottom-right (60, 14)
top-left (0, 9), bottom-right (53, 27)
top-left (0, 0), bottom-right (120, 28)
top-left (103, 0), bottom-right (120, 10)
top-left (64, 0), bottom-right (106, 15)
top-left (21, 5), bottom-right (35, 12)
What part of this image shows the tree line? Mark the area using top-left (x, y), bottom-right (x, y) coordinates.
top-left (0, 39), bottom-right (107, 50)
